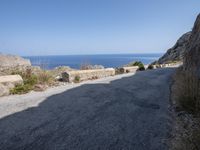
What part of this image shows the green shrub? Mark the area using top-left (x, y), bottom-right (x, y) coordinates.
top-left (130, 61), bottom-right (145, 71)
top-left (74, 75), bottom-right (80, 83)
top-left (10, 75), bottom-right (37, 94)
top-left (147, 64), bottom-right (154, 70)
top-left (11, 68), bottom-right (56, 94)
top-left (10, 84), bottom-right (33, 94)
top-left (132, 61), bottom-right (142, 66)
top-left (24, 74), bottom-right (38, 86)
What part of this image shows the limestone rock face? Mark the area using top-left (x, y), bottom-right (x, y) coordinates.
top-left (0, 83), bottom-right (10, 97)
top-left (157, 32), bottom-right (191, 64)
top-left (184, 14), bottom-right (200, 77)
top-left (0, 54), bottom-right (31, 71)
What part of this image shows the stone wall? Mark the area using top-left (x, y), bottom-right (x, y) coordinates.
top-left (119, 66), bottom-right (139, 73)
top-left (62, 68), bottom-right (115, 82)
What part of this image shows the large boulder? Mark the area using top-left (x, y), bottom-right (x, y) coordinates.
top-left (0, 83), bottom-right (10, 97)
top-left (155, 32), bottom-right (191, 64)
top-left (0, 75), bottom-right (23, 85)
top-left (0, 75), bottom-right (23, 97)
top-left (0, 54), bottom-right (31, 73)
top-left (183, 14), bottom-right (200, 77)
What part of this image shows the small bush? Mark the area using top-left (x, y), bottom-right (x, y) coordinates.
top-left (91, 76), bottom-right (98, 80)
top-left (132, 61), bottom-right (142, 66)
top-left (80, 62), bottom-right (91, 70)
top-left (37, 71), bottom-right (54, 84)
top-left (156, 64), bottom-right (161, 68)
top-left (131, 61), bottom-right (145, 71)
top-left (147, 64), bottom-right (154, 70)
top-left (115, 68), bottom-right (124, 74)
top-left (10, 84), bottom-right (33, 94)
top-left (24, 74), bottom-right (38, 86)
top-left (10, 69), bottom-right (38, 94)
top-left (10, 69), bottom-right (54, 94)
top-left (74, 76), bottom-right (80, 83)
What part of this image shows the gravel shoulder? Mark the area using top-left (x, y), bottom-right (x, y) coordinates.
top-left (0, 68), bottom-right (175, 150)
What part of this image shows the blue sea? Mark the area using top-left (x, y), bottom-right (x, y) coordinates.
top-left (25, 54), bottom-right (162, 70)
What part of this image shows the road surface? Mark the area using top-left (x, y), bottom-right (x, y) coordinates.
top-left (0, 68), bottom-right (175, 150)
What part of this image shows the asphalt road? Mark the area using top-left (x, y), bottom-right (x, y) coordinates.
top-left (0, 68), bottom-right (175, 150)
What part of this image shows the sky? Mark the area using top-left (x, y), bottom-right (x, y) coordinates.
top-left (0, 0), bottom-right (199, 56)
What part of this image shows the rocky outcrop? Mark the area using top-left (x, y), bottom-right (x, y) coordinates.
top-left (156, 32), bottom-right (191, 64)
top-left (184, 14), bottom-right (200, 77)
top-left (0, 54), bottom-right (31, 72)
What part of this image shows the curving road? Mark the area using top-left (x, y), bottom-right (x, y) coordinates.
top-left (0, 68), bottom-right (175, 150)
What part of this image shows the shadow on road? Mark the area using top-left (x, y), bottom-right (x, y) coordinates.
top-left (0, 68), bottom-right (175, 150)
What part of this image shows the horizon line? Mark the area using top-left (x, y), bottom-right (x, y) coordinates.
top-left (22, 52), bottom-right (164, 57)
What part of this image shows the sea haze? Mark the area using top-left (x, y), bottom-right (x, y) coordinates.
top-left (24, 54), bottom-right (162, 70)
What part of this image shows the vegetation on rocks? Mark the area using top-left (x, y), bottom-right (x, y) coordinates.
top-left (147, 64), bottom-right (154, 70)
top-left (133, 61), bottom-right (145, 71)
top-left (10, 69), bottom-right (54, 94)
top-left (74, 75), bottom-right (80, 83)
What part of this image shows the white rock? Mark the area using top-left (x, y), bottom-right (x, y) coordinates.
top-left (0, 75), bottom-right (23, 85)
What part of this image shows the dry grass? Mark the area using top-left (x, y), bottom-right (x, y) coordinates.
top-left (37, 70), bottom-right (54, 85)
top-left (10, 69), bottom-right (55, 94)
top-left (171, 66), bottom-right (200, 150)
top-left (80, 62), bottom-right (91, 70)
top-left (172, 67), bottom-right (200, 114)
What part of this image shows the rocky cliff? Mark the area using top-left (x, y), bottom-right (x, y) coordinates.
top-left (156, 32), bottom-right (191, 64)
top-left (184, 14), bottom-right (200, 77)
top-left (0, 54), bottom-right (31, 71)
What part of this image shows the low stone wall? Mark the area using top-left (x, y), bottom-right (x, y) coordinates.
top-left (120, 66), bottom-right (139, 73)
top-left (62, 68), bottom-right (115, 82)
top-left (160, 62), bottom-right (183, 68)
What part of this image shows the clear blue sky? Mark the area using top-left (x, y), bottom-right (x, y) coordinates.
top-left (0, 0), bottom-right (199, 56)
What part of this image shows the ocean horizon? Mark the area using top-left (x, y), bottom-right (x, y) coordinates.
top-left (24, 53), bottom-right (163, 70)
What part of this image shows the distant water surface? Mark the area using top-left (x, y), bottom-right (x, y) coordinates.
top-left (24, 54), bottom-right (162, 70)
